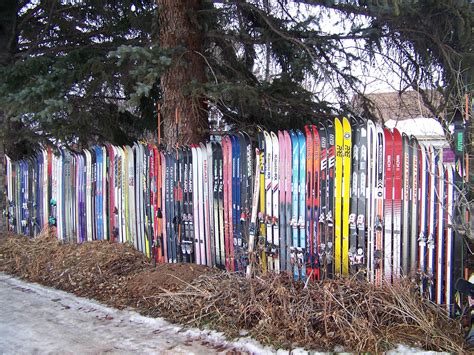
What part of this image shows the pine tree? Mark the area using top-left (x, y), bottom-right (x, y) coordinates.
top-left (0, 0), bottom-right (472, 153)
top-left (0, 0), bottom-right (164, 156)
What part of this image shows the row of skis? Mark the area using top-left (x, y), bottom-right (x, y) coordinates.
top-left (5, 117), bottom-right (465, 312)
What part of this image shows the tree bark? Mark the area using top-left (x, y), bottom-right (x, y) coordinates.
top-left (157, 0), bottom-right (208, 147)
top-left (0, 0), bottom-right (17, 66)
top-left (0, 0), bottom-right (18, 232)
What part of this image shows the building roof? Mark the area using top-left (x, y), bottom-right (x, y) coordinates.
top-left (355, 90), bottom-right (439, 122)
top-left (353, 90), bottom-right (448, 145)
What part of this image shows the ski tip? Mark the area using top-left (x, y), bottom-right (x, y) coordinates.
top-left (342, 116), bottom-right (351, 127)
top-left (392, 127), bottom-right (402, 138)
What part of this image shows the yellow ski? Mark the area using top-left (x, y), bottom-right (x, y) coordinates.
top-left (342, 117), bottom-right (352, 276)
top-left (334, 117), bottom-right (343, 275)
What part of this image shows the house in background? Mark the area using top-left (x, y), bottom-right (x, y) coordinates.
top-left (357, 91), bottom-right (472, 234)
top-left (360, 90), bottom-right (447, 145)
top-left (354, 90), bottom-right (456, 162)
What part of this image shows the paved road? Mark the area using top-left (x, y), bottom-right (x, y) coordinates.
top-left (0, 273), bottom-right (271, 354)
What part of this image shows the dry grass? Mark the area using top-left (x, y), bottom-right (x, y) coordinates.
top-left (0, 232), bottom-right (468, 353)
top-left (0, 229), bottom-right (148, 305)
top-left (144, 273), bottom-right (466, 352)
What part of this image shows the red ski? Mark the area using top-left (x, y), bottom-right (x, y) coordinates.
top-left (304, 125), bottom-right (314, 279)
top-left (222, 136), bottom-right (234, 271)
top-left (383, 129), bottom-right (393, 282)
top-left (105, 144), bottom-right (116, 242)
top-left (311, 125), bottom-right (321, 280)
top-left (392, 128), bottom-right (403, 278)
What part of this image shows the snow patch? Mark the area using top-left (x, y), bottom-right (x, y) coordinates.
top-left (0, 274), bottom-right (442, 354)
top-left (387, 344), bottom-right (446, 354)
top-left (0, 273), bottom-right (252, 354)
top-left (385, 117), bottom-right (445, 138)
top-left (239, 329), bottom-right (249, 336)
top-left (233, 336), bottom-right (277, 354)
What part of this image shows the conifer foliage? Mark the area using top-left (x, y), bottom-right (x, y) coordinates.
top-left (0, 0), bottom-right (472, 155)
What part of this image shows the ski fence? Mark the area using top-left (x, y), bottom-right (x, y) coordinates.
top-left (4, 117), bottom-right (465, 314)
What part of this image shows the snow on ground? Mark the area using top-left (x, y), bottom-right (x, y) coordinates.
top-left (386, 344), bottom-right (448, 355)
top-left (0, 273), bottom-right (438, 354)
top-left (0, 273), bottom-right (275, 354)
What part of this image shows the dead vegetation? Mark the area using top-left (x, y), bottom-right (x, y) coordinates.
top-left (0, 232), bottom-right (468, 353)
top-left (143, 273), bottom-right (466, 352)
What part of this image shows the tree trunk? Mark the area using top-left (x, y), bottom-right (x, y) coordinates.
top-left (468, 96), bottom-right (474, 236)
top-left (0, 0), bottom-right (18, 232)
top-left (157, 0), bottom-right (208, 147)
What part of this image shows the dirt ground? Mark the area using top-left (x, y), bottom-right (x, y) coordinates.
top-left (0, 232), bottom-right (214, 308)
top-left (0, 232), bottom-right (469, 353)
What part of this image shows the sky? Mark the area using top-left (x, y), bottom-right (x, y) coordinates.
top-left (251, 1), bottom-right (430, 104)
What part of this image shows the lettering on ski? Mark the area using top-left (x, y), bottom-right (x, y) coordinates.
top-left (270, 132), bottom-right (280, 273)
top-left (211, 143), bottom-right (221, 266)
top-left (374, 126), bottom-right (385, 286)
top-left (341, 117), bottom-right (352, 276)
top-left (366, 121), bottom-right (377, 283)
top-left (392, 128), bottom-right (403, 278)
top-left (284, 130), bottom-right (292, 274)
top-left (217, 144), bottom-right (225, 268)
top-left (334, 118), bottom-right (343, 276)
top-left (326, 122), bottom-right (336, 278)
top-left (311, 125), bottom-right (321, 280)
top-left (435, 161), bottom-right (445, 305)
top-left (410, 136), bottom-right (420, 275)
top-left (383, 128), bottom-right (394, 282)
top-left (418, 145), bottom-right (428, 295)
top-left (318, 124), bottom-right (329, 279)
top-left (304, 125), bottom-right (314, 280)
top-left (246, 148), bottom-right (261, 278)
top-left (199, 144), bottom-right (210, 266)
top-left (230, 136), bottom-right (240, 270)
top-left (445, 166), bottom-right (455, 314)
top-left (297, 130), bottom-right (306, 281)
top-left (426, 146), bottom-right (436, 300)
top-left (356, 119), bottom-right (367, 276)
top-left (349, 119), bottom-right (360, 275)
top-left (263, 131), bottom-right (273, 271)
top-left (278, 131), bottom-right (287, 272)
top-left (222, 138), bottom-right (231, 270)
top-left (401, 133), bottom-right (411, 275)
top-left (289, 130), bottom-right (299, 280)
top-left (257, 129), bottom-right (267, 273)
